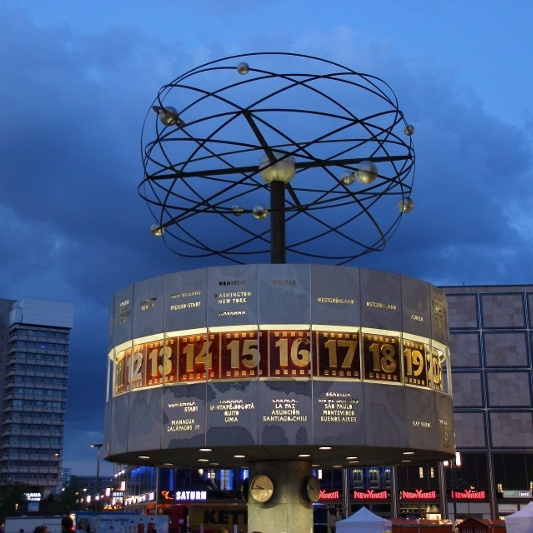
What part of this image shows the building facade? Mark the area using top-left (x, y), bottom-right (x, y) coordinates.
top-left (111, 284), bottom-right (533, 521)
top-left (446, 284), bottom-right (533, 519)
top-left (0, 298), bottom-right (73, 495)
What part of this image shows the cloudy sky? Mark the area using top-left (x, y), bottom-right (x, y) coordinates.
top-left (1, 0), bottom-right (532, 476)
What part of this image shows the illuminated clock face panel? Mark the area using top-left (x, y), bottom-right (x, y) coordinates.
top-left (105, 264), bottom-right (454, 468)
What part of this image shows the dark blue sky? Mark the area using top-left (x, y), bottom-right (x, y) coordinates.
top-left (0, 0), bottom-right (532, 475)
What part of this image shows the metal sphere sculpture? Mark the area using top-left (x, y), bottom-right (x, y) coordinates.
top-left (140, 52), bottom-right (416, 265)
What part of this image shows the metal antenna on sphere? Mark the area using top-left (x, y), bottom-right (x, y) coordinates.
top-left (140, 52), bottom-right (416, 265)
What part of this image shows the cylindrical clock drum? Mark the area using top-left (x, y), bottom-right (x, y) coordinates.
top-left (105, 264), bottom-right (454, 531)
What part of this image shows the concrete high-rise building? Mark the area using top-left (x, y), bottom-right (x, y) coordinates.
top-left (0, 298), bottom-right (73, 496)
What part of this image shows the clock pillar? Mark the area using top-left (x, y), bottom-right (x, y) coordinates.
top-left (247, 461), bottom-right (314, 533)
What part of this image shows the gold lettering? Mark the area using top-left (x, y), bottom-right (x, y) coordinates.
top-left (215, 291), bottom-right (252, 299)
top-left (262, 415), bottom-right (308, 422)
top-left (171, 291), bottom-right (202, 299)
top-left (366, 301), bottom-right (397, 310)
top-left (167, 418), bottom-right (196, 432)
top-left (140, 297), bottom-right (157, 311)
top-left (317, 297), bottom-right (355, 304)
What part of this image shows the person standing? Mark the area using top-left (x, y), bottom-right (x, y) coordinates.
top-left (62, 518), bottom-right (74, 533)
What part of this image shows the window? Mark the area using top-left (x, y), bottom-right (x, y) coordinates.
top-left (353, 469), bottom-right (364, 488)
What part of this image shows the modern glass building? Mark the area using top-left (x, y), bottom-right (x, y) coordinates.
top-left (0, 298), bottom-right (73, 495)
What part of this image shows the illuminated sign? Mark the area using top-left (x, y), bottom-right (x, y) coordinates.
top-left (451, 490), bottom-right (486, 500)
top-left (353, 490), bottom-right (389, 500)
top-left (362, 333), bottom-right (401, 383)
top-left (401, 490), bottom-right (437, 500)
top-left (25, 492), bottom-right (42, 502)
top-left (315, 331), bottom-right (360, 378)
top-left (113, 329), bottom-right (447, 396)
top-left (174, 490), bottom-right (207, 501)
top-left (124, 492), bottom-right (155, 504)
top-left (162, 489), bottom-right (208, 501)
top-left (403, 338), bottom-right (429, 387)
top-left (319, 490), bottom-right (340, 500)
top-left (503, 490), bottom-right (532, 499)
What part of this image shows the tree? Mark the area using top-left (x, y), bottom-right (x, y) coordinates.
top-left (0, 481), bottom-right (29, 521)
top-left (52, 476), bottom-right (87, 515)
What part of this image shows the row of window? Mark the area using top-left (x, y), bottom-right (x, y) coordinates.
top-left (7, 412), bottom-right (64, 422)
top-left (0, 447), bottom-right (61, 455)
top-left (4, 423), bottom-right (63, 432)
top-left (4, 399), bottom-right (65, 409)
top-left (9, 376), bottom-right (67, 387)
top-left (10, 340), bottom-right (68, 350)
top-left (353, 467), bottom-right (392, 489)
top-left (10, 328), bottom-right (69, 340)
top-left (0, 472), bottom-right (59, 481)
top-left (1, 460), bottom-right (59, 467)
top-left (332, 453), bottom-right (529, 492)
top-left (8, 363), bottom-right (68, 375)
top-left (446, 291), bottom-right (533, 330)
top-left (7, 387), bottom-right (65, 398)
top-left (450, 333), bottom-right (533, 368)
top-left (3, 436), bottom-right (62, 445)
top-left (8, 351), bottom-right (67, 363)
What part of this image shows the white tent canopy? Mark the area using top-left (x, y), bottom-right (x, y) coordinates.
top-left (336, 507), bottom-right (392, 533)
top-left (504, 501), bottom-right (533, 533)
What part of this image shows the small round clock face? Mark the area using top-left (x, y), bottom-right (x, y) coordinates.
top-left (306, 475), bottom-right (321, 503)
top-left (250, 474), bottom-right (274, 502)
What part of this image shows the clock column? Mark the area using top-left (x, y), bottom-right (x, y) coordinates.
top-left (247, 461), bottom-right (314, 533)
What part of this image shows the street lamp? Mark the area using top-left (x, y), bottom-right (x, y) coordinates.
top-left (444, 452), bottom-right (462, 525)
top-left (91, 443), bottom-right (103, 510)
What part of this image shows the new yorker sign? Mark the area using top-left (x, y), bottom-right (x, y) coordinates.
top-left (320, 490), bottom-right (340, 501)
top-left (401, 490), bottom-right (438, 500)
top-left (451, 490), bottom-right (487, 500)
top-left (354, 490), bottom-right (389, 500)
